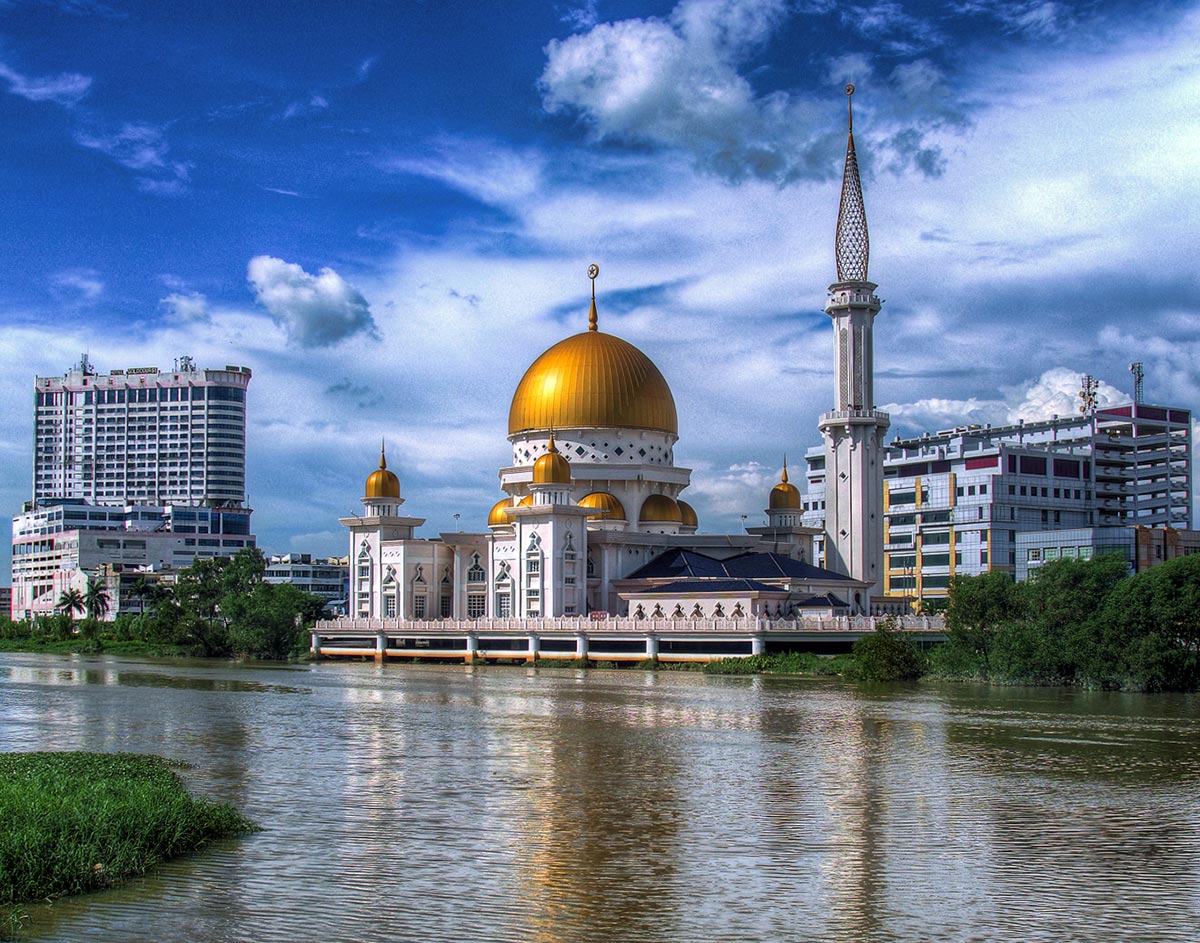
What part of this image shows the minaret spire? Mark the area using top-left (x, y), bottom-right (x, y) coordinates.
top-left (379, 438), bottom-right (388, 470)
top-left (835, 83), bottom-right (869, 282)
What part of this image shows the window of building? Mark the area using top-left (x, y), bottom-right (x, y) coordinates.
top-left (468, 593), bottom-right (487, 618)
top-left (1028, 548), bottom-right (1041, 562)
top-left (466, 554), bottom-right (485, 583)
top-left (413, 595), bottom-right (427, 618)
top-left (384, 595), bottom-right (397, 618)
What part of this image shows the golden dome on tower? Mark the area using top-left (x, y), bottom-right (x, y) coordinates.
top-left (639, 493), bottom-right (682, 523)
top-left (769, 459), bottom-right (801, 510)
top-left (508, 265), bottom-right (677, 437)
top-left (531, 433), bottom-right (572, 484)
top-left (578, 491), bottom-right (626, 521)
top-left (678, 499), bottom-right (698, 529)
top-left (488, 497), bottom-right (514, 527)
top-left (364, 443), bottom-right (400, 499)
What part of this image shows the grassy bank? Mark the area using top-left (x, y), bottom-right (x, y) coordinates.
top-left (704, 651), bottom-right (856, 676)
top-left (0, 637), bottom-right (190, 658)
top-left (1, 752), bottom-right (257, 938)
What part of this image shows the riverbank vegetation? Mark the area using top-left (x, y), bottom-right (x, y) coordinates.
top-left (0, 549), bottom-right (325, 661)
top-left (1, 752), bottom-right (257, 938)
top-left (934, 553), bottom-right (1200, 691)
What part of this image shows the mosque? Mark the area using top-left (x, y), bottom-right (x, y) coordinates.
top-left (339, 86), bottom-right (893, 624)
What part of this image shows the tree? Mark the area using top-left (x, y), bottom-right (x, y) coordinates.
top-left (84, 577), bottom-right (111, 622)
top-left (944, 570), bottom-right (1021, 672)
top-left (55, 588), bottom-right (85, 622)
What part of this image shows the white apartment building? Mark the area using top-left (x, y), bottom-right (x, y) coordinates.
top-left (10, 502), bottom-right (255, 620)
top-left (264, 554), bottom-right (349, 604)
top-left (802, 403), bottom-right (1193, 606)
top-left (33, 354), bottom-right (251, 508)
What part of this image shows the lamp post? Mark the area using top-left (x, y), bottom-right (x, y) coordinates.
top-left (453, 513), bottom-right (461, 532)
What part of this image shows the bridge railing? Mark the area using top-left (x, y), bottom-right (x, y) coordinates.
top-left (314, 614), bottom-right (945, 636)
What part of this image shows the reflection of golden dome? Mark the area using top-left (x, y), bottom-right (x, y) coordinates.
top-left (488, 497), bottom-right (514, 526)
top-left (639, 493), bottom-right (682, 523)
top-left (678, 500), bottom-right (698, 528)
top-left (532, 433), bottom-right (572, 484)
top-left (508, 301), bottom-right (677, 436)
top-left (365, 444), bottom-right (400, 499)
top-left (578, 491), bottom-right (626, 521)
top-left (769, 460), bottom-right (801, 510)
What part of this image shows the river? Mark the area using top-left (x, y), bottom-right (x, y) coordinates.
top-left (1, 653), bottom-right (1197, 942)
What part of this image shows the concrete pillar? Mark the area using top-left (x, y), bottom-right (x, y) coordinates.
top-left (575, 633), bottom-right (588, 661)
top-left (645, 635), bottom-right (659, 662)
top-left (528, 633), bottom-right (540, 664)
top-left (465, 633), bottom-right (478, 665)
top-left (376, 632), bottom-right (387, 662)
top-left (310, 630), bottom-right (321, 655)
top-left (751, 634), bottom-right (765, 656)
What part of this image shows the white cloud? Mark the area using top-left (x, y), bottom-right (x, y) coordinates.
top-left (247, 256), bottom-right (378, 348)
top-left (159, 291), bottom-right (210, 323)
top-left (0, 61), bottom-right (91, 105)
top-left (383, 138), bottom-right (545, 207)
top-left (50, 268), bottom-right (104, 302)
top-left (74, 122), bottom-right (191, 193)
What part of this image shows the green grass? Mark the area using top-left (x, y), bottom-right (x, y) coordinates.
top-left (703, 651), bottom-right (856, 676)
top-left (0, 637), bottom-right (190, 657)
top-left (1, 752), bottom-right (257, 938)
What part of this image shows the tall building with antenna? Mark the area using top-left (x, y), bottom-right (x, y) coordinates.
top-left (816, 84), bottom-right (890, 609)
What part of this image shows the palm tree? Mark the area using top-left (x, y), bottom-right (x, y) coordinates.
top-left (56, 588), bottom-right (85, 621)
top-left (85, 577), bottom-right (111, 621)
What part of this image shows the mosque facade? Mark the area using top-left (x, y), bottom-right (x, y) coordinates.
top-left (340, 88), bottom-right (889, 621)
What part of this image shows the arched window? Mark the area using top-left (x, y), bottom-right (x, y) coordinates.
top-left (633, 604), bottom-right (645, 619)
top-left (732, 603), bottom-right (745, 618)
top-left (690, 603), bottom-right (704, 619)
top-left (672, 604), bottom-right (685, 619)
top-left (652, 603), bottom-right (664, 618)
top-left (466, 553), bottom-right (486, 583)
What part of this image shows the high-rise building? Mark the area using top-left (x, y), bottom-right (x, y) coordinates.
top-left (12, 355), bottom-right (256, 620)
top-left (817, 84), bottom-right (889, 608)
top-left (33, 354), bottom-right (251, 508)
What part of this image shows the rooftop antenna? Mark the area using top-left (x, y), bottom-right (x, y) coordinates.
top-left (1079, 374), bottom-right (1099, 416)
top-left (1129, 362), bottom-right (1144, 405)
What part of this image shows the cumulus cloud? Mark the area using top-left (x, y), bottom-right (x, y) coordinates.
top-left (0, 61), bottom-right (91, 105)
top-left (159, 291), bottom-right (210, 323)
top-left (247, 256), bottom-right (378, 348)
top-left (1005, 367), bottom-right (1126, 423)
top-left (540, 0), bottom-right (968, 185)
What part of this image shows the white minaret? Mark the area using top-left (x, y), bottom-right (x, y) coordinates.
top-left (817, 84), bottom-right (890, 612)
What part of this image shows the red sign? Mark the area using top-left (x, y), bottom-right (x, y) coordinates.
top-left (589, 611), bottom-right (609, 621)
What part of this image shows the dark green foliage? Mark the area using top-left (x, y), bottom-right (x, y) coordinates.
top-left (0, 752), bottom-right (256, 935)
top-left (934, 554), bottom-right (1200, 691)
top-left (1, 549), bottom-right (323, 662)
top-left (848, 617), bottom-right (928, 681)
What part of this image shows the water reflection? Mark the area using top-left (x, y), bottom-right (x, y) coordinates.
top-left (1, 654), bottom-right (1198, 943)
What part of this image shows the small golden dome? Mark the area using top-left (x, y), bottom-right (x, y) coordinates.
top-left (364, 443), bottom-right (400, 499)
top-left (769, 459), bottom-right (801, 510)
top-left (508, 290), bottom-right (677, 435)
top-left (532, 433), bottom-right (572, 484)
top-left (639, 493), bottom-right (682, 523)
top-left (518, 495), bottom-right (533, 507)
top-left (488, 497), bottom-right (514, 527)
top-left (678, 499), bottom-right (698, 528)
top-left (578, 491), bottom-right (626, 521)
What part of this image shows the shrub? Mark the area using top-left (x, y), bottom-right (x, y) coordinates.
top-left (849, 618), bottom-right (927, 681)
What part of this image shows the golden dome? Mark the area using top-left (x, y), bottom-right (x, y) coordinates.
top-left (365, 443), bottom-right (400, 499)
top-left (488, 497), bottom-right (514, 527)
top-left (639, 493), bottom-right (682, 523)
top-left (678, 499), bottom-right (698, 528)
top-left (518, 495), bottom-right (533, 507)
top-left (508, 305), bottom-right (677, 436)
top-left (578, 491), bottom-right (626, 521)
top-left (532, 433), bottom-right (572, 484)
top-left (769, 459), bottom-right (801, 510)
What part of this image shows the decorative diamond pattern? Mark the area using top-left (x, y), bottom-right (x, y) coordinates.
top-left (835, 132), bottom-right (869, 282)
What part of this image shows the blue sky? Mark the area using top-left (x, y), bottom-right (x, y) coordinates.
top-left (2, 0), bottom-right (1198, 572)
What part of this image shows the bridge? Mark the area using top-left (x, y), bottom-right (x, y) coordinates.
top-left (311, 614), bottom-right (946, 664)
